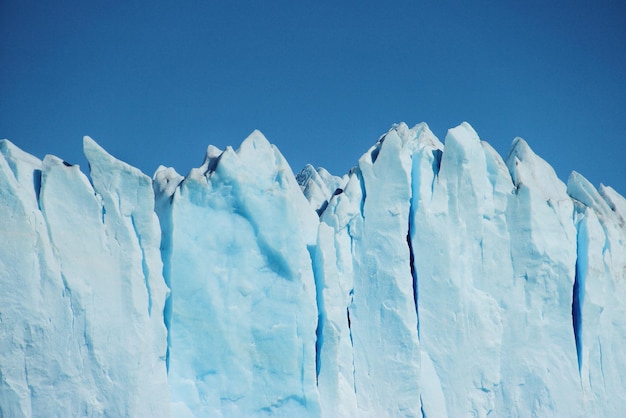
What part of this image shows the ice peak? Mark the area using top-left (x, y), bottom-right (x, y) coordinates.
top-left (82, 135), bottom-right (112, 168)
top-left (83, 135), bottom-right (155, 219)
top-left (296, 164), bottom-right (347, 215)
top-left (84, 136), bottom-right (147, 179)
top-left (0, 140), bottom-right (44, 205)
top-left (296, 164), bottom-right (330, 213)
top-left (448, 121), bottom-right (479, 140)
top-left (188, 144), bottom-right (224, 179)
top-left (506, 137), bottom-right (535, 171)
top-left (83, 136), bottom-right (111, 170)
top-left (437, 123), bottom-right (484, 182)
top-left (599, 184), bottom-right (626, 225)
top-left (153, 166), bottom-right (184, 205)
top-left (389, 121), bottom-right (411, 140)
top-left (388, 122), bottom-right (440, 150)
top-left (364, 122), bottom-right (442, 167)
top-left (568, 172), bottom-right (608, 209)
top-left (206, 144), bottom-right (223, 160)
top-left (296, 164), bottom-right (318, 187)
top-left (0, 139), bottom-right (44, 177)
top-left (445, 122), bottom-right (481, 148)
top-left (237, 129), bottom-right (272, 154)
top-left (42, 154), bottom-right (79, 171)
top-left (0, 139), bottom-right (42, 168)
top-left (506, 136), bottom-right (567, 201)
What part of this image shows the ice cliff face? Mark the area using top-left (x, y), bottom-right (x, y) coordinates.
top-left (0, 138), bottom-right (169, 416)
top-left (155, 131), bottom-right (320, 417)
top-left (1, 123), bottom-right (625, 417)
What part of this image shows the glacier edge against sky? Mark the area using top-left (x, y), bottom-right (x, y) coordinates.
top-left (1, 122), bottom-right (625, 417)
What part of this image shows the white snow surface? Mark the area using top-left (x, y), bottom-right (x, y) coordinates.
top-left (2, 122), bottom-right (626, 417)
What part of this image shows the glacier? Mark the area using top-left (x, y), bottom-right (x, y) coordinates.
top-left (1, 122), bottom-right (625, 417)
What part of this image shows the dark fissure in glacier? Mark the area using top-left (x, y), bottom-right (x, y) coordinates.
top-left (407, 229), bottom-right (420, 338)
top-left (572, 269), bottom-right (582, 373)
top-left (130, 214), bottom-right (153, 315)
top-left (33, 169), bottom-right (42, 206)
top-left (307, 244), bottom-right (325, 383)
top-left (153, 200), bottom-right (174, 372)
top-left (572, 219), bottom-right (587, 374)
top-left (347, 289), bottom-right (357, 397)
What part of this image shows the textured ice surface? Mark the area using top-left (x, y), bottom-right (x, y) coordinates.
top-left (347, 124), bottom-right (422, 417)
top-left (1, 123), bottom-right (626, 417)
top-left (568, 172), bottom-right (626, 416)
top-left (0, 138), bottom-right (169, 417)
top-left (296, 164), bottom-right (348, 214)
top-left (410, 125), bottom-right (582, 417)
top-left (154, 131), bottom-right (320, 417)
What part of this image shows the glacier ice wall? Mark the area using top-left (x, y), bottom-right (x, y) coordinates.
top-left (0, 138), bottom-right (169, 417)
top-left (154, 131), bottom-right (320, 417)
top-left (1, 122), bottom-right (625, 417)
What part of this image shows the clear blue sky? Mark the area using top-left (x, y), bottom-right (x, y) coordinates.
top-left (2, 0), bottom-right (625, 196)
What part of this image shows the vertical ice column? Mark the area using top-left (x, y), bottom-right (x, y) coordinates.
top-left (567, 172), bottom-right (626, 416)
top-left (502, 138), bottom-right (582, 417)
top-left (82, 137), bottom-right (170, 414)
top-left (0, 141), bottom-right (72, 417)
top-left (347, 123), bottom-right (423, 417)
top-left (41, 138), bottom-right (170, 416)
top-left (156, 131), bottom-right (321, 417)
top-left (314, 172), bottom-right (363, 418)
top-left (410, 124), bottom-right (583, 417)
top-left (0, 138), bottom-right (170, 417)
top-left (409, 123), bottom-right (506, 417)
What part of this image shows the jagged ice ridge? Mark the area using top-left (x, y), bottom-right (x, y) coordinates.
top-left (1, 122), bottom-right (625, 417)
